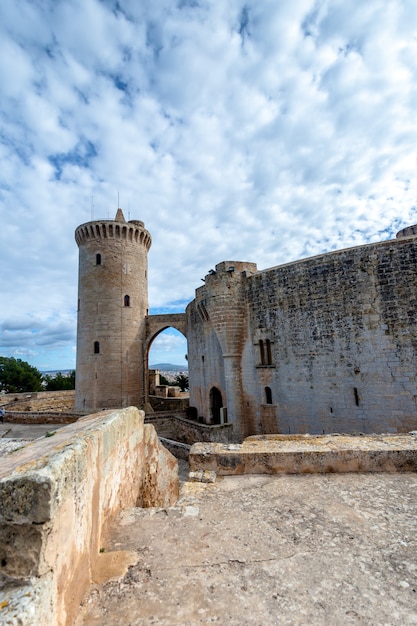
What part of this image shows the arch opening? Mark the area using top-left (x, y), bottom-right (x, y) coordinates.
top-left (147, 327), bottom-right (188, 398)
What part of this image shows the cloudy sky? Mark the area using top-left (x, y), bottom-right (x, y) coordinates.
top-left (1, 0), bottom-right (417, 371)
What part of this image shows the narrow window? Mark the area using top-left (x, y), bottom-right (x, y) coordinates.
top-left (259, 340), bottom-right (265, 365)
top-left (265, 386), bottom-right (273, 404)
top-left (94, 341), bottom-right (100, 354)
top-left (96, 253), bottom-right (101, 265)
top-left (266, 339), bottom-right (272, 365)
top-left (124, 294), bottom-right (130, 307)
top-left (353, 387), bottom-right (359, 406)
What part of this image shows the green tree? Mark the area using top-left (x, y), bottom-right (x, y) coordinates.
top-left (159, 374), bottom-right (171, 386)
top-left (0, 357), bottom-right (43, 393)
top-left (174, 373), bottom-right (189, 391)
top-left (43, 371), bottom-right (76, 391)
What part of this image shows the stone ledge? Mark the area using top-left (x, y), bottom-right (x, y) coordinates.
top-left (0, 407), bottom-right (178, 626)
top-left (189, 433), bottom-right (417, 475)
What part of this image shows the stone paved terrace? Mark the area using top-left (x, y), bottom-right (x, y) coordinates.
top-left (2, 426), bottom-right (417, 625)
top-left (76, 471), bottom-right (417, 625)
top-left (76, 433), bottom-right (417, 625)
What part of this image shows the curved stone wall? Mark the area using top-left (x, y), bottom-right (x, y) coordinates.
top-left (188, 235), bottom-right (417, 438)
top-left (75, 210), bottom-right (151, 410)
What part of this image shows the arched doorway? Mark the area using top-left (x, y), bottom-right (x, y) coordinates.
top-left (143, 313), bottom-right (188, 403)
top-left (210, 386), bottom-right (223, 424)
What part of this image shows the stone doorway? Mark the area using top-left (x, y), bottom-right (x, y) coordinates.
top-left (210, 386), bottom-right (223, 424)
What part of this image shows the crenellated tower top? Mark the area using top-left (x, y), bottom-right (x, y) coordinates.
top-left (75, 209), bottom-right (151, 251)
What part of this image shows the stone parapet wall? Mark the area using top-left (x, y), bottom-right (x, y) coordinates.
top-left (2, 411), bottom-right (81, 424)
top-left (189, 433), bottom-right (417, 475)
top-left (145, 413), bottom-right (233, 445)
top-left (158, 436), bottom-right (190, 460)
top-left (0, 407), bottom-right (178, 625)
top-left (148, 395), bottom-right (189, 412)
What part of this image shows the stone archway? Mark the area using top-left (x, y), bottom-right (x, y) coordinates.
top-left (144, 313), bottom-right (187, 402)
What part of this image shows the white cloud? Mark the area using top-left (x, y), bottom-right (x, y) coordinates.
top-left (148, 329), bottom-right (187, 366)
top-left (151, 332), bottom-right (186, 353)
top-left (1, 0), bottom-right (417, 369)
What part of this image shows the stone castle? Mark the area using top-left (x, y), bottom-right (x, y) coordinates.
top-left (2, 211), bottom-right (417, 624)
top-left (75, 211), bottom-right (417, 440)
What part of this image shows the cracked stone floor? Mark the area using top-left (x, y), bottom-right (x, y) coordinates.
top-left (76, 468), bottom-right (417, 626)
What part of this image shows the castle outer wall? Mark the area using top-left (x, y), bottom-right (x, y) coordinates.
top-left (187, 230), bottom-right (417, 440)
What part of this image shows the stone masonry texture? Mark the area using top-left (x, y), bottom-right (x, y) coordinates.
top-left (188, 233), bottom-right (417, 439)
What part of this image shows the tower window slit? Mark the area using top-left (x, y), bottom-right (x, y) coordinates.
top-left (259, 340), bottom-right (265, 365)
top-left (354, 387), bottom-right (360, 406)
top-left (94, 341), bottom-right (100, 354)
top-left (265, 386), bottom-right (273, 404)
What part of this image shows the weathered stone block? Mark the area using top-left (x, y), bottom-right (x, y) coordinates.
top-left (0, 475), bottom-right (53, 525)
top-left (190, 434), bottom-right (417, 475)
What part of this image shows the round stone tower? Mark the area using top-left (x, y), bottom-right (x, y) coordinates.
top-left (74, 208), bottom-right (151, 411)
